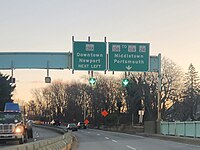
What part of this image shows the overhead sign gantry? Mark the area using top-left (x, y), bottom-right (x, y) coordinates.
top-left (0, 52), bottom-right (71, 83)
top-left (0, 37), bottom-right (160, 85)
top-left (0, 52), bottom-right (70, 69)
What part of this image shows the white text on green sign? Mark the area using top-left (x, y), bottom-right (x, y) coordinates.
top-left (108, 43), bottom-right (149, 71)
top-left (73, 42), bottom-right (106, 71)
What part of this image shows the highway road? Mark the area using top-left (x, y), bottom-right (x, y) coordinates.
top-left (0, 126), bottom-right (62, 148)
top-left (31, 125), bottom-right (62, 142)
top-left (73, 129), bottom-right (200, 150)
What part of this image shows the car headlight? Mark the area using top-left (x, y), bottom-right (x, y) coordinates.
top-left (15, 125), bottom-right (24, 134)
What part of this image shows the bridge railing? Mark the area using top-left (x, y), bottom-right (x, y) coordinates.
top-left (161, 121), bottom-right (200, 138)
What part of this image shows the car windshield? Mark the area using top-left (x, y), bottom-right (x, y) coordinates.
top-left (0, 112), bottom-right (22, 124)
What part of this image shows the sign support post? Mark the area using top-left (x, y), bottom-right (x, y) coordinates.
top-left (11, 61), bottom-right (15, 84)
top-left (156, 53), bottom-right (162, 133)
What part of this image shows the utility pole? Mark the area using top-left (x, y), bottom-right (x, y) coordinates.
top-left (156, 53), bottom-right (162, 133)
top-left (83, 91), bottom-right (86, 121)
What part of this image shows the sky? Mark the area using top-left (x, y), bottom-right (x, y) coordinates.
top-left (0, 0), bottom-right (200, 102)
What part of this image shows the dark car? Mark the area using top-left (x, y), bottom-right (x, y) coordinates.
top-left (77, 122), bottom-right (87, 129)
top-left (67, 123), bottom-right (78, 131)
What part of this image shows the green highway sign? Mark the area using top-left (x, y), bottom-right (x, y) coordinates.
top-left (73, 41), bottom-right (106, 71)
top-left (108, 42), bottom-right (149, 71)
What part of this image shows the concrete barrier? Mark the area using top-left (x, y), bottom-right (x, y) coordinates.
top-left (100, 124), bottom-right (144, 134)
top-left (100, 124), bottom-right (200, 146)
top-left (144, 121), bottom-right (156, 134)
top-left (1, 125), bottom-right (73, 150)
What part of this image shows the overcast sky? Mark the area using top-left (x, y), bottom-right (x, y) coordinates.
top-left (0, 0), bottom-right (200, 101)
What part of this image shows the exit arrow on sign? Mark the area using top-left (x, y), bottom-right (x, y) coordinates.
top-left (126, 65), bottom-right (132, 70)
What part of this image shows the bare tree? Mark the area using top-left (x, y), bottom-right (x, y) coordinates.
top-left (31, 88), bottom-right (44, 120)
top-left (161, 57), bottom-right (184, 120)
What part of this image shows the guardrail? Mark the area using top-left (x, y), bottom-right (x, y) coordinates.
top-left (1, 125), bottom-right (74, 150)
top-left (161, 121), bottom-right (200, 138)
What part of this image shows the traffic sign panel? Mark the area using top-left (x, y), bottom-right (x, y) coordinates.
top-left (149, 54), bottom-right (161, 73)
top-left (73, 41), bottom-right (107, 71)
top-left (101, 110), bottom-right (108, 117)
top-left (122, 78), bottom-right (129, 87)
top-left (89, 77), bottom-right (96, 86)
top-left (108, 42), bottom-right (149, 71)
top-left (84, 119), bottom-right (89, 125)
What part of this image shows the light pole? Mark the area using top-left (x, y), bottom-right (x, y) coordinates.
top-left (156, 53), bottom-right (162, 133)
top-left (157, 73), bottom-right (162, 122)
top-left (83, 91), bottom-right (86, 121)
top-left (81, 89), bottom-right (86, 121)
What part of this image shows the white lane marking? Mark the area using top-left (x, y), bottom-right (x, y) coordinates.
top-left (112, 139), bottom-right (118, 143)
top-left (91, 129), bottom-right (144, 139)
top-left (105, 137), bottom-right (109, 140)
top-left (97, 133), bottom-right (100, 136)
top-left (87, 132), bottom-right (91, 133)
top-left (35, 131), bottom-right (39, 138)
top-left (122, 133), bottom-right (144, 139)
top-left (126, 145), bottom-right (136, 150)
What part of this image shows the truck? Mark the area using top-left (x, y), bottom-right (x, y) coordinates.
top-left (0, 102), bottom-right (33, 144)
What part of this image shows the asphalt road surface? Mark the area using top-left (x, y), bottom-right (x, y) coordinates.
top-left (0, 126), bottom-right (62, 148)
top-left (73, 129), bottom-right (200, 150)
top-left (31, 126), bottom-right (62, 141)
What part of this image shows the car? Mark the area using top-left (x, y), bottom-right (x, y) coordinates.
top-left (77, 122), bottom-right (87, 129)
top-left (66, 123), bottom-right (78, 131)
